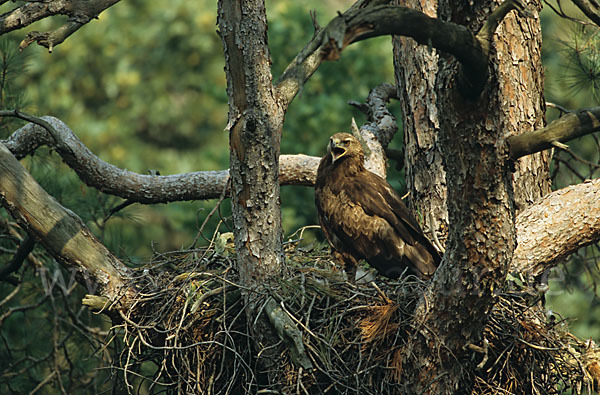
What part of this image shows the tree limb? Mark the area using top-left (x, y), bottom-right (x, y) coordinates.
top-left (274, 0), bottom-right (391, 107)
top-left (20, 20), bottom-right (85, 53)
top-left (284, 0), bottom-right (531, 101)
top-left (348, 82), bottom-right (398, 178)
top-left (571, 0), bottom-right (600, 28)
top-left (0, 0), bottom-right (121, 51)
top-left (507, 106), bottom-right (600, 160)
top-left (0, 142), bottom-right (130, 303)
top-left (2, 114), bottom-right (318, 202)
top-left (511, 178), bottom-right (600, 277)
top-left (0, 234), bottom-right (34, 280)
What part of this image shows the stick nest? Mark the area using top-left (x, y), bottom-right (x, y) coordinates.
top-left (111, 241), bottom-right (600, 394)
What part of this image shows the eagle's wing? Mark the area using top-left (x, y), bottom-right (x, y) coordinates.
top-left (315, 154), bottom-right (440, 279)
top-left (325, 170), bottom-right (440, 277)
top-left (343, 171), bottom-right (422, 246)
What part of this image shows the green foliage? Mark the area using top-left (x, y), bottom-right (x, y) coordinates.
top-left (541, 6), bottom-right (600, 341)
top-left (1, 1), bottom-right (599, 392)
top-left (0, 3), bottom-right (397, 390)
top-left (0, 39), bottom-right (28, 136)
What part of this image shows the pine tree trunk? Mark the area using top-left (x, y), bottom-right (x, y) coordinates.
top-left (393, 0), bottom-right (550, 392)
top-left (217, 0), bottom-right (284, 287)
top-left (217, 0), bottom-right (285, 383)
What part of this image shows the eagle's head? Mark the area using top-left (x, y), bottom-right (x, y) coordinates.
top-left (328, 133), bottom-right (364, 164)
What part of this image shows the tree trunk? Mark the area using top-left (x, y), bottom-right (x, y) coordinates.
top-left (217, 0), bottom-right (284, 288)
top-left (217, 0), bottom-right (285, 386)
top-left (393, 0), bottom-right (448, 247)
top-left (393, 0), bottom-right (550, 392)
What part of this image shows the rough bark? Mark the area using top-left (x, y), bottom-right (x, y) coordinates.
top-left (217, 0), bottom-right (285, 385)
top-left (393, 0), bottom-right (547, 392)
top-left (513, 178), bottom-right (600, 277)
top-left (217, 0), bottom-right (284, 287)
top-left (494, 1), bottom-right (551, 212)
top-left (393, 0), bottom-right (448, 246)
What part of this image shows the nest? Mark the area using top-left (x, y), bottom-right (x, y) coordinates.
top-left (110, 241), bottom-right (600, 394)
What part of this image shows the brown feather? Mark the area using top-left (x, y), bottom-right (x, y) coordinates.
top-left (315, 133), bottom-right (441, 280)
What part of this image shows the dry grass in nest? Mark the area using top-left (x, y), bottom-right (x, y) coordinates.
top-left (108, 242), bottom-right (600, 394)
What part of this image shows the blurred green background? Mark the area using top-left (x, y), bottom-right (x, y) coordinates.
top-left (0, 0), bottom-right (599, 392)
top-left (3, 0), bottom-right (401, 259)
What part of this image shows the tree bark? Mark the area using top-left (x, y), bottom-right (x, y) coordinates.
top-left (217, 0), bottom-right (284, 287)
top-left (393, 0), bottom-right (448, 244)
top-left (217, 0), bottom-right (285, 385)
top-left (393, 0), bottom-right (548, 392)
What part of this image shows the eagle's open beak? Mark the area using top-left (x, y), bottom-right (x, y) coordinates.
top-left (329, 139), bottom-right (347, 163)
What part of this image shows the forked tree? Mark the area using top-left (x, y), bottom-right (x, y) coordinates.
top-left (1, 0), bottom-right (600, 393)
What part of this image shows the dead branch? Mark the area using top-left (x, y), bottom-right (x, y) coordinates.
top-left (348, 82), bottom-right (398, 178)
top-left (0, 142), bottom-right (130, 303)
top-left (2, 114), bottom-right (318, 202)
top-left (276, 0), bottom-right (530, 106)
top-left (508, 106), bottom-right (600, 160)
top-left (0, 0), bottom-right (121, 51)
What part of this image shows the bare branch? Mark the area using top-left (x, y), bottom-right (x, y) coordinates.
top-left (571, 0), bottom-right (600, 28)
top-left (0, 1), bottom-right (67, 34)
top-left (0, 235), bottom-right (34, 280)
top-left (2, 114), bottom-right (318, 202)
top-left (282, 0), bottom-right (531, 101)
top-left (274, 0), bottom-right (392, 107)
top-left (0, 0), bottom-right (122, 51)
top-left (508, 106), bottom-right (600, 160)
top-left (20, 20), bottom-right (85, 53)
top-left (0, 142), bottom-right (130, 301)
top-left (348, 83), bottom-right (398, 178)
top-left (512, 178), bottom-right (600, 277)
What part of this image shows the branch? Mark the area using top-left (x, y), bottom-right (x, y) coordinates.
top-left (512, 178), bottom-right (600, 277)
top-left (20, 20), bottom-right (85, 53)
top-left (0, 0), bottom-right (122, 51)
top-left (507, 106), bottom-right (600, 160)
top-left (349, 82), bottom-right (398, 178)
top-left (0, 234), bottom-right (34, 280)
top-left (1, 82), bottom-right (394, 201)
top-left (285, 0), bottom-right (531, 101)
top-left (274, 0), bottom-right (391, 107)
top-left (571, 0), bottom-right (600, 28)
top-left (2, 113), bottom-right (319, 202)
top-left (0, 142), bottom-right (130, 302)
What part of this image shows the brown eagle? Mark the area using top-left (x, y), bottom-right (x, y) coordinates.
top-left (315, 133), bottom-right (441, 280)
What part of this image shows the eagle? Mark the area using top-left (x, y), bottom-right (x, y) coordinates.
top-left (314, 133), bottom-right (441, 281)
